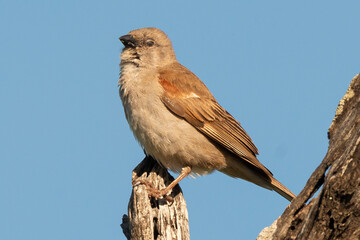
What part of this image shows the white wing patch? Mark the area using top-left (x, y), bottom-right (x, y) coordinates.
top-left (185, 92), bottom-right (200, 99)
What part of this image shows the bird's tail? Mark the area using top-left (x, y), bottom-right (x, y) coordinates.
top-left (270, 177), bottom-right (296, 201)
top-left (219, 156), bottom-right (296, 201)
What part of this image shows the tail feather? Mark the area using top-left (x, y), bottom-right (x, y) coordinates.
top-left (220, 155), bottom-right (296, 201)
top-left (270, 177), bottom-right (296, 201)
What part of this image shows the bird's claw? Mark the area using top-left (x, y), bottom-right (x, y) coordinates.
top-left (133, 179), bottom-right (174, 202)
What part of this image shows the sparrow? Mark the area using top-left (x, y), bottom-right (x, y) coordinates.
top-left (118, 27), bottom-right (296, 201)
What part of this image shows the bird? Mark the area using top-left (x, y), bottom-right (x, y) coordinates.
top-left (118, 27), bottom-right (296, 201)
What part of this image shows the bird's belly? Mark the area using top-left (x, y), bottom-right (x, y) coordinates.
top-left (124, 94), bottom-right (227, 175)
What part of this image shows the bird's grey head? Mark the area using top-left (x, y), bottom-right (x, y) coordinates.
top-left (119, 27), bottom-right (177, 68)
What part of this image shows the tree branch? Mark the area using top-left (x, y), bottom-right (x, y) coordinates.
top-left (258, 74), bottom-right (360, 240)
top-left (121, 156), bottom-right (190, 240)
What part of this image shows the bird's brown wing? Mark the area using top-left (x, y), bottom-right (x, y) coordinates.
top-left (158, 63), bottom-right (271, 174)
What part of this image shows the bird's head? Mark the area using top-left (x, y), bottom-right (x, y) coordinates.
top-left (119, 27), bottom-right (177, 68)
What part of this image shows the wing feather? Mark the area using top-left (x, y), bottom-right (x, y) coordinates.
top-left (158, 63), bottom-right (270, 173)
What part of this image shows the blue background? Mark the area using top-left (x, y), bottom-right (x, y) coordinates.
top-left (1, 1), bottom-right (359, 239)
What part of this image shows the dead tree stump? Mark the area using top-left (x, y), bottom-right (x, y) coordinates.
top-left (258, 74), bottom-right (360, 240)
top-left (121, 156), bottom-right (190, 240)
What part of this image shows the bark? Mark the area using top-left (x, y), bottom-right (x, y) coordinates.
top-left (257, 74), bottom-right (360, 240)
top-left (121, 156), bottom-right (190, 240)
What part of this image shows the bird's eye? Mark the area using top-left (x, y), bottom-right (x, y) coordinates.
top-left (146, 40), bottom-right (155, 47)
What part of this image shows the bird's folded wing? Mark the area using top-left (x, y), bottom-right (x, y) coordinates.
top-left (158, 65), bottom-right (271, 174)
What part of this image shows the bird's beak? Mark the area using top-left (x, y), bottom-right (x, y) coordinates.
top-left (119, 34), bottom-right (137, 48)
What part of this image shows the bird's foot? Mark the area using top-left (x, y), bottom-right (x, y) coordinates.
top-left (133, 179), bottom-right (174, 202)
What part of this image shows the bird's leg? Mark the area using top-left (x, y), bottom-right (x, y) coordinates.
top-left (135, 166), bottom-right (192, 201)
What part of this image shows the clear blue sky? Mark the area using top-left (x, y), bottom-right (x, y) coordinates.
top-left (1, 1), bottom-right (359, 239)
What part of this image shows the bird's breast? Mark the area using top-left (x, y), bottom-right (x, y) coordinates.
top-left (119, 64), bottom-right (227, 174)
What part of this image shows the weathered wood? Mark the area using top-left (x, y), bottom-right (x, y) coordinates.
top-left (121, 156), bottom-right (190, 240)
top-left (257, 74), bottom-right (360, 240)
